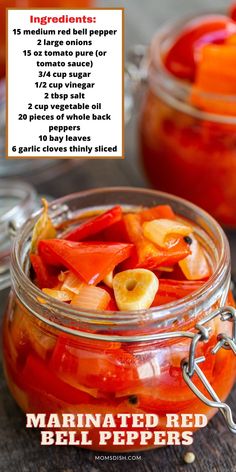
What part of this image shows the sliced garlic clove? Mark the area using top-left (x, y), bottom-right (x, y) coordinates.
top-left (179, 234), bottom-right (210, 280)
top-left (143, 218), bottom-right (193, 248)
top-left (113, 269), bottom-right (159, 311)
top-left (103, 271), bottom-right (113, 288)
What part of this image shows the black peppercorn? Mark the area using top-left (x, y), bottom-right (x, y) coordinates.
top-left (128, 395), bottom-right (138, 405)
top-left (183, 236), bottom-right (193, 245)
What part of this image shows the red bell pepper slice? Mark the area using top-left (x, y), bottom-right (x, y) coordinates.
top-left (139, 205), bottom-right (176, 223)
top-left (101, 218), bottom-right (129, 243)
top-left (21, 353), bottom-right (93, 404)
top-left (50, 336), bottom-right (139, 394)
top-left (117, 391), bottom-right (195, 414)
top-left (30, 253), bottom-right (58, 289)
top-left (230, 3), bottom-right (236, 21)
top-left (122, 214), bottom-right (190, 270)
top-left (152, 279), bottom-right (204, 307)
top-left (38, 239), bottom-right (133, 285)
top-left (191, 43), bottom-right (236, 114)
top-left (64, 206), bottom-right (122, 241)
top-left (164, 15), bottom-right (231, 81)
top-left (96, 206), bottom-right (175, 242)
top-left (99, 284), bottom-right (119, 311)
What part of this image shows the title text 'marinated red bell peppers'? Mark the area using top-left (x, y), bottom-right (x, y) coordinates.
top-left (38, 239), bottom-right (133, 285)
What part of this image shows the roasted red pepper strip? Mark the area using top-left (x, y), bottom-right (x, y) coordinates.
top-left (30, 253), bottom-right (58, 289)
top-left (38, 239), bottom-right (133, 285)
top-left (191, 43), bottom-right (236, 115)
top-left (81, 206), bottom-right (175, 242)
top-left (230, 3), bottom-right (236, 21)
top-left (22, 353), bottom-right (93, 404)
top-left (152, 279), bottom-right (204, 307)
top-left (50, 336), bottom-right (138, 393)
top-left (101, 218), bottom-right (129, 243)
top-left (139, 205), bottom-right (176, 223)
top-left (64, 206), bottom-right (122, 242)
top-left (164, 16), bottom-right (230, 81)
top-left (99, 284), bottom-right (119, 311)
top-left (123, 214), bottom-right (190, 270)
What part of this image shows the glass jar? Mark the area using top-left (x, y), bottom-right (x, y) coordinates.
top-left (139, 13), bottom-right (236, 228)
top-left (0, 179), bottom-right (37, 290)
top-left (2, 187), bottom-right (236, 452)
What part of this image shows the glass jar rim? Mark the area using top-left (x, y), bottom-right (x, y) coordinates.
top-left (0, 179), bottom-right (36, 226)
top-left (10, 187), bottom-right (230, 338)
top-left (148, 11), bottom-right (236, 124)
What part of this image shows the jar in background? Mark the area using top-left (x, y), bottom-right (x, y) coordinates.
top-left (0, 0), bottom-right (93, 81)
top-left (139, 14), bottom-right (236, 228)
top-left (2, 187), bottom-right (236, 451)
top-left (0, 179), bottom-right (37, 290)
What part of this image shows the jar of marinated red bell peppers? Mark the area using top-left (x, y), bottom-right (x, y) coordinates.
top-left (2, 187), bottom-right (236, 452)
top-left (138, 9), bottom-right (236, 228)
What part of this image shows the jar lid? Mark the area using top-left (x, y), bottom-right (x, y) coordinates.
top-left (0, 179), bottom-right (38, 290)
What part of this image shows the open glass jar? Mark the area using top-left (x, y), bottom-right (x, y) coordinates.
top-left (0, 179), bottom-right (37, 290)
top-left (2, 187), bottom-right (236, 452)
top-left (138, 13), bottom-right (236, 228)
